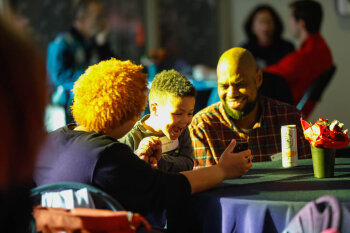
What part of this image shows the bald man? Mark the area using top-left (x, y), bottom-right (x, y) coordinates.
top-left (189, 47), bottom-right (311, 168)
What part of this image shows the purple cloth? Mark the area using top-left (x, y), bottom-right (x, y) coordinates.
top-left (283, 195), bottom-right (342, 233)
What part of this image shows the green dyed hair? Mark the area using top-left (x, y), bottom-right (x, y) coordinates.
top-left (149, 69), bottom-right (196, 105)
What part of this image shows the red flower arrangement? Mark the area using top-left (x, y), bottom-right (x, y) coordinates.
top-left (301, 118), bottom-right (350, 149)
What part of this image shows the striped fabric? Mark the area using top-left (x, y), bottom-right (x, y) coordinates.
top-left (189, 96), bottom-right (311, 168)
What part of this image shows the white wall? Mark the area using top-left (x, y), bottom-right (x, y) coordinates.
top-left (229, 0), bottom-right (350, 127)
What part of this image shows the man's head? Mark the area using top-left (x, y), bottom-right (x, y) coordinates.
top-left (72, 58), bottom-right (148, 135)
top-left (74, 0), bottom-right (105, 38)
top-left (289, 0), bottom-right (323, 38)
top-left (217, 47), bottom-right (262, 121)
top-left (148, 70), bottom-right (196, 140)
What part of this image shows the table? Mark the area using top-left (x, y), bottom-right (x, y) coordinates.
top-left (189, 158), bottom-right (350, 233)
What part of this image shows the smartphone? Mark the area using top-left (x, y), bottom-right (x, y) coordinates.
top-left (233, 142), bottom-right (249, 153)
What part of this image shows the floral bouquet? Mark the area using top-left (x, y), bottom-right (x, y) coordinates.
top-left (301, 118), bottom-right (350, 149)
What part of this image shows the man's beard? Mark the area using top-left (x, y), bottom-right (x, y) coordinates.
top-left (223, 98), bottom-right (258, 120)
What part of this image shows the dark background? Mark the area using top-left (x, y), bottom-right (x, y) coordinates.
top-left (9, 0), bottom-right (218, 68)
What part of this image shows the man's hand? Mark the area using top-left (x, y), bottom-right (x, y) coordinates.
top-left (218, 139), bottom-right (252, 179)
top-left (136, 136), bottom-right (162, 168)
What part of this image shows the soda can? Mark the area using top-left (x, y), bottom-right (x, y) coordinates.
top-left (281, 125), bottom-right (298, 167)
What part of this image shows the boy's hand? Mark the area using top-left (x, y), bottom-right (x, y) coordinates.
top-left (149, 156), bottom-right (159, 169)
top-left (138, 154), bottom-right (159, 169)
top-left (136, 136), bottom-right (162, 166)
top-left (218, 139), bottom-right (252, 179)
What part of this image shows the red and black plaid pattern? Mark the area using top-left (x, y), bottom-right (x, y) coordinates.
top-left (189, 96), bottom-right (311, 168)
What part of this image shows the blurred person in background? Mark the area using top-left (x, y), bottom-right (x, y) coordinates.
top-left (242, 4), bottom-right (295, 69)
top-left (0, 15), bottom-right (47, 232)
top-left (242, 4), bottom-right (295, 104)
top-left (265, 0), bottom-right (333, 118)
top-left (47, 0), bottom-right (114, 125)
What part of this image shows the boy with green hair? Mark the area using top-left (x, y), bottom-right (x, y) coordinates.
top-left (120, 69), bottom-right (196, 172)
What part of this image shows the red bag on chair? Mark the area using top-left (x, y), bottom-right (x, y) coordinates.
top-left (33, 206), bottom-right (151, 233)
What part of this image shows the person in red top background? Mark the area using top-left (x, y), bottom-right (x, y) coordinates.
top-left (264, 0), bottom-right (333, 118)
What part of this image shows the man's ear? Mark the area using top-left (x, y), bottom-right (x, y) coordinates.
top-left (149, 102), bottom-right (158, 116)
top-left (256, 69), bottom-right (263, 89)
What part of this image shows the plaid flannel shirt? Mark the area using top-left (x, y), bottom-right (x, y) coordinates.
top-left (189, 96), bottom-right (311, 168)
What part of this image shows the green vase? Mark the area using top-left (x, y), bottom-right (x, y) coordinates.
top-left (311, 146), bottom-right (336, 178)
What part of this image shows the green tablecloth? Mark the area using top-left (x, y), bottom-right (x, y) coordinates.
top-left (217, 157), bottom-right (350, 202)
top-left (189, 157), bottom-right (350, 233)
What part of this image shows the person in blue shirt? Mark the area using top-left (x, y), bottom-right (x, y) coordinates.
top-left (47, 0), bottom-right (113, 123)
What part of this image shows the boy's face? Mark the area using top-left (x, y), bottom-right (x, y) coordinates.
top-left (153, 95), bottom-right (195, 140)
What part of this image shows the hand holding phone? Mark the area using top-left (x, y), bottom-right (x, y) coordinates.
top-left (233, 142), bottom-right (249, 153)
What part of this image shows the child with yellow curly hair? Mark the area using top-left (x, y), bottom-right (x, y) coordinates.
top-left (34, 58), bottom-right (252, 232)
top-left (72, 58), bottom-right (148, 134)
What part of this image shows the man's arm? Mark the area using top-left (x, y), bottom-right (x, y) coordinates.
top-left (94, 144), bottom-right (191, 213)
top-left (181, 140), bottom-right (252, 194)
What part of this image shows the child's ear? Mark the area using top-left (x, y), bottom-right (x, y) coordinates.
top-left (150, 102), bottom-right (158, 116)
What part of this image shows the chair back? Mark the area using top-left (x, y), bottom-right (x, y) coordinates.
top-left (33, 207), bottom-right (151, 233)
top-left (283, 195), bottom-right (342, 233)
top-left (30, 182), bottom-right (164, 233)
top-left (30, 181), bottom-right (124, 211)
top-left (260, 72), bottom-right (294, 104)
top-left (297, 66), bottom-right (336, 111)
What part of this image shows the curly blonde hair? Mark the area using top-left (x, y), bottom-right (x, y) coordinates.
top-left (72, 58), bottom-right (148, 132)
